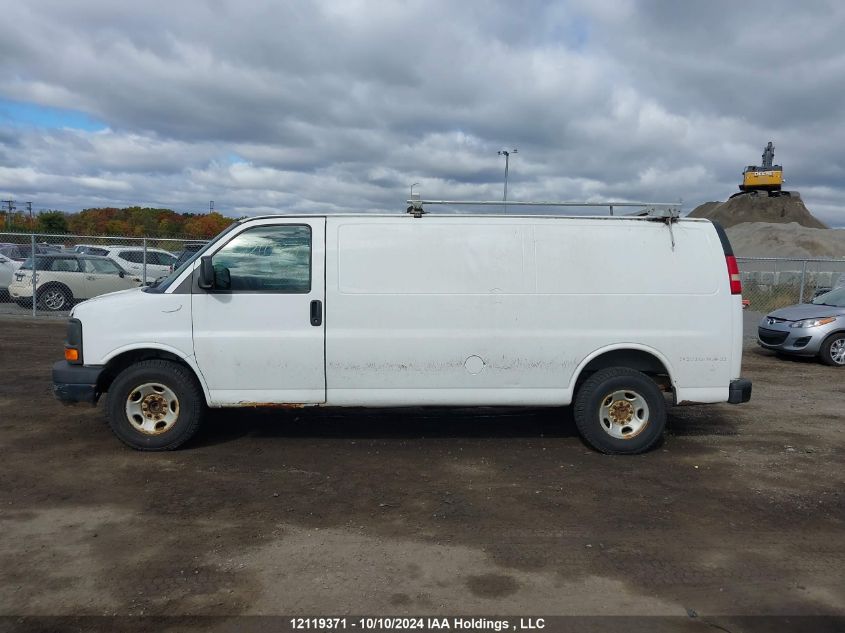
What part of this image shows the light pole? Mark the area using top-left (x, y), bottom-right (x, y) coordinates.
top-left (497, 149), bottom-right (517, 202)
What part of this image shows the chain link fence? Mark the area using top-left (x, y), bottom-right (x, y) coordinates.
top-left (2, 231), bottom-right (844, 319)
top-left (737, 257), bottom-right (845, 314)
top-left (0, 231), bottom-right (208, 318)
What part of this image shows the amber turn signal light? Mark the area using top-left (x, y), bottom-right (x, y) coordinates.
top-left (64, 348), bottom-right (79, 362)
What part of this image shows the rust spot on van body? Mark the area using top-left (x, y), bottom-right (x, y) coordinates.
top-left (234, 402), bottom-right (310, 409)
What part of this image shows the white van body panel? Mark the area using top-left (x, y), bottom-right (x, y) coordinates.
top-left (70, 213), bottom-right (741, 409)
top-left (325, 216), bottom-right (733, 406)
top-left (70, 287), bottom-right (213, 403)
top-left (75, 288), bottom-right (194, 368)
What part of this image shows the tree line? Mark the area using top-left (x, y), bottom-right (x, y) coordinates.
top-left (0, 207), bottom-right (238, 238)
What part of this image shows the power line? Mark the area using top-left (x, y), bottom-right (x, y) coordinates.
top-left (3, 200), bottom-right (15, 230)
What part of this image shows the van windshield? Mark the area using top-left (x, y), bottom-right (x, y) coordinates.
top-left (145, 224), bottom-right (239, 293)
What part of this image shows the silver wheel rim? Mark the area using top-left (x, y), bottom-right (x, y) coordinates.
top-left (125, 383), bottom-right (180, 435)
top-left (42, 289), bottom-right (65, 310)
top-left (830, 338), bottom-right (845, 365)
top-left (598, 390), bottom-right (650, 439)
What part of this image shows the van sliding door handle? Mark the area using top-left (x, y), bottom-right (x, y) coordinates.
top-left (310, 300), bottom-right (322, 326)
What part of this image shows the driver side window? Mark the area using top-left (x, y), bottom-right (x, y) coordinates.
top-left (212, 225), bottom-right (311, 293)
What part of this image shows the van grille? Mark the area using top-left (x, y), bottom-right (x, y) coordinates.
top-left (758, 328), bottom-right (789, 345)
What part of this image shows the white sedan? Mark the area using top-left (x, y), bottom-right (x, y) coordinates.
top-left (105, 247), bottom-right (177, 282)
top-left (0, 254), bottom-right (22, 301)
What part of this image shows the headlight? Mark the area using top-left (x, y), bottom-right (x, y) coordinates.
top-left (790, 316), bottom-right (836, 328)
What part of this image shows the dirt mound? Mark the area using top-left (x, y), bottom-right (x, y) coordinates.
top-left (688, 194), bottom-right (828, 229)
top-left (725, 222), bottom-right (845, 258)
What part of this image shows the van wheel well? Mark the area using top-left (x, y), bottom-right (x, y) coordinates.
top-left (98, 350), bottom-right (198, 394)
top-left (575, 349), bottom-right (672, 393)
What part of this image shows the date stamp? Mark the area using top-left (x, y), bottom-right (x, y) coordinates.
top-left (289, 617), bottom-right (546, 631)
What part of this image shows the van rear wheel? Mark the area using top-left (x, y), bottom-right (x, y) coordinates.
top-left (573, 367), bottom-right (666, 454)
top-left (106, 360), bottom-right (205, 451)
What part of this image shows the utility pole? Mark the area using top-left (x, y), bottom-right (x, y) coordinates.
top-left (497, 149), bottom-right (517, 202)
top-left (26, 202), bottom-right (32, 227)
top-left (3, 200), bottom-right (14, 230)
top-left (209, 200), bottom-right (214, 213)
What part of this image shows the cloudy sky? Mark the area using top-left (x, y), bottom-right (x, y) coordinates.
top-left (1, 0), bottom-right (844, 225)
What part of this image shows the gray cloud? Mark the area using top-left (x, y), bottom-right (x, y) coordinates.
top-left (0, 0), bottom-right (844, 226)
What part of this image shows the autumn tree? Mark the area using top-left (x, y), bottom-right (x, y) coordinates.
top-left (63, 207), bottom-right (236, 238)
top-left (36, 211), bottom-right (69, 234)
top-left (182, 212), bottom-right (236, 238)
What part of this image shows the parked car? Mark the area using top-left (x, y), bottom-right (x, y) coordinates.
top-left (170, 243), bottom-right (205, 272)
top-left (1, 243), bottom-right (61, 262)
top-left (811, 278), bottom-right (845, 299)
top-left (758, 288), bottom-right (845, 366)
top-left (8, 254), bottom-right (143, 311)
top-left (148, 244), bottom-right (208, 288)
top-left (0, 253), bottom-right (22, 301)
top-left (0, 244), bottom-right (24, 261)
top-left (52, 208), bottom-right (751, 453)
top-left (106, 247), bottom-right (177, 282)
top-left (21, 243), bottom-right (61, 257)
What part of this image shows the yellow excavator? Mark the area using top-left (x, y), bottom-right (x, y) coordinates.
top-left (731, 141), bottom-right (796, 198)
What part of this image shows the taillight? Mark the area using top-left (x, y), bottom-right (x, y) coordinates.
top-left (726, 255), bottom-right (742, 295)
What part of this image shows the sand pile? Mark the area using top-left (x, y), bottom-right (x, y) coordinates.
top-left (689, 194), bottom-right (828, 229)
top-left (725, 222), bottom-right (845, 258)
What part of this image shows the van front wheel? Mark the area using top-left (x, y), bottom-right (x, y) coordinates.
top-left (106, 360), bottom-right (205, 451)
top-left (573, 367), bottom-right (666, 454)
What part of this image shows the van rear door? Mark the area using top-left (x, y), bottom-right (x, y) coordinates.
top-left (191, 218), bottom-right (326, 405)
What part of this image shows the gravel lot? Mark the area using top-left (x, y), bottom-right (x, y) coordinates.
top-left (0, 318), bottom-right (842, 626)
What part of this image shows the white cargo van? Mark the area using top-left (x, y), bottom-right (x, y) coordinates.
top-left (52, 201), bottom-right (751, 454)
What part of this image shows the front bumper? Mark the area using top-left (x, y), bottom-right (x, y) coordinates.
top-left (52, 361), bottom-right (103, 405)
top-left (728, 378), bottom-right (752, 404)
top-left (757, 324), bottom-right (828, 355)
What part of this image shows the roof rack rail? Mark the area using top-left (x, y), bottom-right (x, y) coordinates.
top-left (405, 195), bottom-right (681, 219)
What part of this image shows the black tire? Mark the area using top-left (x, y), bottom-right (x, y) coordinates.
top-left (818, 333), bottom-right (845, 367)
top-left (37, 284), bottom-right (72, 311)
top-left (573, 367), bottom-right (666, 455)
top-left (106, 360), bottom-right (205, 451)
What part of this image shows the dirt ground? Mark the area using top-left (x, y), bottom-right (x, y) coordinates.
top-left (0, 318), bottom-right (842, 627)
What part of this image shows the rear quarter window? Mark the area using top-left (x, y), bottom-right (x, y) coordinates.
top-left (119, 251), bottom-right (144, 263)
top-left (48, 258), bottom-right (82, 273)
